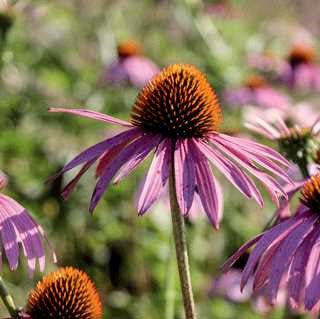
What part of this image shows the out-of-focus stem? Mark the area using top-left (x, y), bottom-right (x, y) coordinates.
top-left (169, 173), bottom-right (196, 319)
top-left (0, 275), bottom-right (19, 319)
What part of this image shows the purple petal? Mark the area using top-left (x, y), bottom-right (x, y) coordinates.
top-left (211, 138), bottom-right (287, 204)
top-left (174, 139), bottom-right (196, 215)
top-left (114, 134), bottom-right (163, 184)
top-left (196, 139), bottom-right (263, 205)
top-left (61, 159), bottom-right (96, 200)
top-left (190, 140), bottom-right (222, 229)
top-left (241, 214), bottom-right (308, 290)
top-left (56, 128), bottom-right (142, 176)
top-left (137, 139), bottom-right (172, 215)
top-left (288, 227), bottom-right (320, 309)
top-left (216, 133), bottom-right (290, 166)
top-left (253, 240), bottom-right (283, 291)
top-left (49, 108), bottom-right (133, 127)
top-left (221, 234), bottom-right (263, 272)
top-left (1, 220), bottom-right (19, 270)
top-left (89, 134), bottom-right (161, 212)
top-left (265, 214), bottom-right (317, 304)
top-left (96, 141), bottom-right (130, 177)
top-left (305, 229), bottom-right (320, 310)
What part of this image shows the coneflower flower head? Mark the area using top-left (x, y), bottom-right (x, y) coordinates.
top-left (223, 173), bottom-right (320, 314)
top-left (117, 39), bottom-right (141, 58)
top-left (279, 43), bottom-right (320, 91)
top-left (131, 64), bottom-right (222, 137)
top-left (288, 44), bottom-right (316, 68)
top-left (26, 267), bottom-right (103, 319)
top-left (50, 64), bottom-right (291, 229)
top-left (102, 39), bottom-right (159, 88)
top-left (246, 117), bottom-right (320, 174)
top-left (0, 171), bottom-right (55, 276)
top-left (223, 74), bottom-right (290, 110)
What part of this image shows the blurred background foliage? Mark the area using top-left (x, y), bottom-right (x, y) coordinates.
top-left (0, 0), bottom-right (319, 318)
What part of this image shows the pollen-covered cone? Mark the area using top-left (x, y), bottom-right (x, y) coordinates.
top-left (49, 63), bottom-right (290, 229)
top-left (26, 267), bottom-right (103, 319)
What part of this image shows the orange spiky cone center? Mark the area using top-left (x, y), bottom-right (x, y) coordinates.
top-left (131, 64), bottom-right (222, 138)
top-left (301, 174), bottom-right (320, 210)
top-left (26, 267), bottom-right (103, 319)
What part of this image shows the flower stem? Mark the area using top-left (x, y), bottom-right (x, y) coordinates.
top-left (0, 275), bottom-right (19, 318)
top-left (169, 173), bottom-right (196, 319)
top-left (165, 240), bottom-right (176, 319)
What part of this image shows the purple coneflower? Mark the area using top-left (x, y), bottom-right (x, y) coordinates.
top-left (50, 64), bottom-right (290, 229)
top-left (0, 171), bottom-right (55, 275)
top-left (222, 173), bottom-right (320, 315)
top-left (223, 74), bottom-right (290, 110)
top-left (101, 39), bottom-right (159, 88)
top-left (279, 44), bottom-right (320, 91)
top-left (246, 116), bottom-right (320, 178)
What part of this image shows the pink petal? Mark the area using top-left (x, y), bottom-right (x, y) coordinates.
top-left (89, 134), bottom-right (161, 212)
top-left (216, 133), bottom-right (290, 166)
top-left (241, 214), bottom-right (307, 290)
top-left (211, 138), bottom-right (287, 204)
top-left (265, 214), bottom-right (317, 304)
top-left (56, 128), bottom-right (142, 176)
top-left (221, 234), bottom-right (263, 272)
top-left (61, 159), bottom-right (96, 200)
top-left (96, 141), bottom-right (130, 177)
top-left (288, 227), bottom-right (320, 309)
top-left (191, 141), bottom-right (222, 229)
top-left (113, 134), bottom-right (163, 184)
top-left (49, 108), bottom-right (133, 127)
top-left (174, 139), bottom-right (196, 215)
top-left (196, 139), bottom-right (263, 205)
top-left (137, 139), bottom-right (172, 215)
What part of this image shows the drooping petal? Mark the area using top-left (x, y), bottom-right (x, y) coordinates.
top-left (89, 134), bottom-right (161, 212)
top-left (174, 139), bottom-right (196, 215)
top-left (288, 227), bottom-right (320, 309)
top-left (216, 133), bottom-right (290, 166)
top-left (55, 128), bottom-right (142, 177)
top-left (305, 230), bottom-right (320, 310)
top-left (0, 194), bottom-right (52, 275)
top-left (114, 134), bottom-right (163, 183)
top-left (253, 240), bottom-right (283, 291)
top-left (138, 139), bottom-right (172, 215)
top-left (241, 214), bottom-right (308, 290)
top-left (221, 234), bottom-right (263, 272)
top-left (96, 141), bottom-right (130, 177)
top-left (0, 220), bottom-right (19, 270)
top-left (196, 139), bottom-right (263, 205)
top-left (265, 214), bottom-right (317, 304)
top-left (211, 138), bottom-right (287, 204)
top-left (61, 159), bottom-right (96, 200)
top-left (191, 140), bottom-right (222, 229)
top-left (49, 108), bottom-right (133, 127)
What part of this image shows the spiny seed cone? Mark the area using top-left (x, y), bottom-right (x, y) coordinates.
top-left (288, 44), bottom-right (315, 67)
top-left (117, 40), bottom-right (141, 58)
top-left (26, 267), bottom-right (103, 319)
top-left (301, 174), bottom-right (320, 210)
top-left (131, 64), bottom-right (222, 138)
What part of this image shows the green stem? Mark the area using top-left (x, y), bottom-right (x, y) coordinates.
top-left (169, 173), bottom-right (196, 319)
top-left (165, 240), bottom-right (176, 319)
top-left (0, 276), bottom-right (19, 318)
